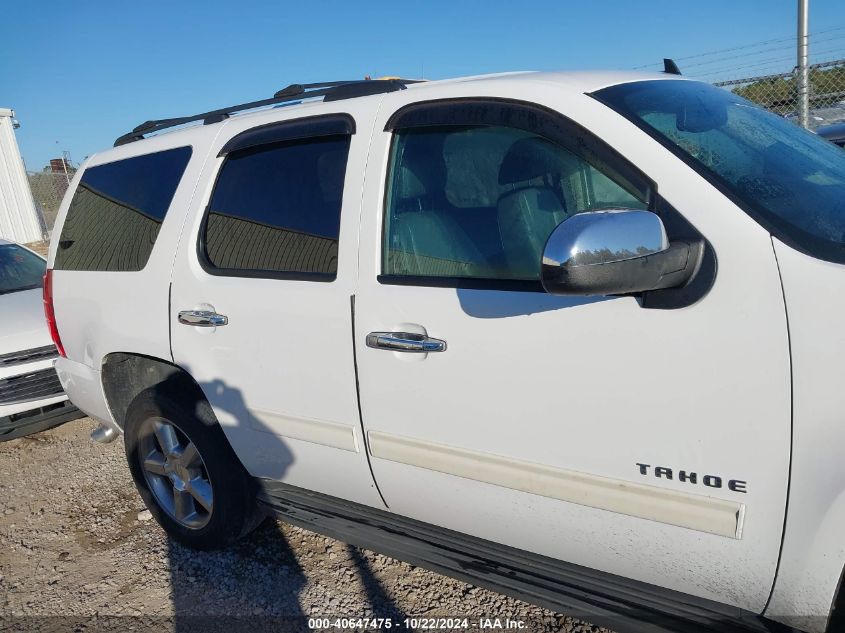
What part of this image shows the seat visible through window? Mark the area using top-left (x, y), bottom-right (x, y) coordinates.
top-left (382, 123), bottom-right (649, 284)
top-left (496, 137), bottom-right (570, 278)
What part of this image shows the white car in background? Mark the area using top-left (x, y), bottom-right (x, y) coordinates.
top-left (0, 238), bottom-right (80, 440)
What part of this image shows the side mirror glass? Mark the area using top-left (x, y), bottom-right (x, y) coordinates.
top-left (541, 209), bottom-right (701, 296)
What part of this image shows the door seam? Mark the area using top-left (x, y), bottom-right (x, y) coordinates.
top-left (350, 294), bottom-right (389, 509)
top-left (762, 236), bottom-right (795, 614)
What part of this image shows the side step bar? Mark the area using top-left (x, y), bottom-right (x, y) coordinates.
top-left (256, 479), bottom-right (793, 633)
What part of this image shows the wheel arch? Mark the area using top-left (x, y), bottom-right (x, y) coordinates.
top-left (100, 352), bottom-right (216, 430)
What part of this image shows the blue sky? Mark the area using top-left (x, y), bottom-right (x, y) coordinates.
top-left (3, 0), bottom-right (844, 170)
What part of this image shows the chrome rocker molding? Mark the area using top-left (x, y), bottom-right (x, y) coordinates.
top-left (256, 480), bottom-right (791, 633)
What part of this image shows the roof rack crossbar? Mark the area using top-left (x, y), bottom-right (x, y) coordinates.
top-left (114, 78), bottom-right (422, 147)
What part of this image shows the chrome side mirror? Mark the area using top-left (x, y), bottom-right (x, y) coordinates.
top-left (541, 209), bottom-right (702, 296)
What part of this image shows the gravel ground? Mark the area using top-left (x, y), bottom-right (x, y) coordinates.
top-left (0, 417), bottom-right (612, 633)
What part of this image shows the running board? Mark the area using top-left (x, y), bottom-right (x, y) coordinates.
top-left (256, 479), bottom-right (791, 633)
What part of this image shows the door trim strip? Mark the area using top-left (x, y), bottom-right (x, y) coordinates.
top-left (250, 408), bottom-right (359, 452)
top-left (368, 431), bottom-right (744, 539)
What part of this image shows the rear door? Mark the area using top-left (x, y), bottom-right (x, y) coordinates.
top-left (170, 106), bottom-right (383, 507)
top-left (354, 85), bottom-right (791, 611)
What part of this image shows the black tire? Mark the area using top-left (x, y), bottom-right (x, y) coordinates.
top-left (124, 388), bottom-right (263, 550)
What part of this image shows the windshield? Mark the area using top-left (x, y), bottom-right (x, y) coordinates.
top-left (0, 243), bottom-right (46, 295)
top-left (594, 80), bottom-right (845, 263)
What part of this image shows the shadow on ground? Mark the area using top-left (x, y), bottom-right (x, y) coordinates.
top-left (148, 375), bottom-right (409, 632)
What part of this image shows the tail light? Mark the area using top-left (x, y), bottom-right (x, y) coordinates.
top-left (42, 269), bottom-right (66, 358)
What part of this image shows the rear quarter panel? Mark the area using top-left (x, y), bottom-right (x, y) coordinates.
top-left (47, 126), bottom-right (225, 371)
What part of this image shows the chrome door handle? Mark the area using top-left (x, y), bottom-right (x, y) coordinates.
top-left (366, 332), bottom-right (446, 353)
top-left (178, 310), bottom-right (228, 327)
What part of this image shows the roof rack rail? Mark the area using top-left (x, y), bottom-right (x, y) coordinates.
top-left (114, 78), bottom-right (422, 147)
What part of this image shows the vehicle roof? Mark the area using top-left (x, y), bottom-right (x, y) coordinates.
top-left (408, 70), bottom-right (683, 92)
top-left (95, 70), bottom-right (680, 162)
top-left (411, 69), bottom-right (677, 92)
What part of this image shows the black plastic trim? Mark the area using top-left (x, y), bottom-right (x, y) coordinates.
top-left (640, 197), bottom-right (717, 309)
top-left (257, 479), bottom-right (792, 633)
top-left (0, 401), bottom-right (83, 441)
top-left (377, 274), bottom-right (544, 293)
top-left (323, 79), bottom-right (408, 102)
top-left (542, 240), bottom-right (704, 296)
top-left (663, 58), bottom-right (682, 75)
top-left (0, 345), bottom-right (58, 369)
top-left (115, 79), bottom-right (419, 146)
top-left (217, 113), bottom-right (355, 157)
top-left (0, 367), bottom-right (64, 405)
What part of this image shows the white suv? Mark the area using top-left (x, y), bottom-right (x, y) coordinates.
top-left (46, 72), bottom-right (845, 633)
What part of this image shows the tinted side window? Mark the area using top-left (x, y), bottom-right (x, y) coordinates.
top-left (203, 136), bottom-right (350, 279)
top-left (55, 147), bottom-right (191, 272)
top-left (383, 125), bottom-right (647, 283)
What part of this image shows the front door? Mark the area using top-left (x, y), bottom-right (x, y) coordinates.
top-left (354, 93), bottom-right (790, 611)
top-left (170, 108), bottom-right (383, 507)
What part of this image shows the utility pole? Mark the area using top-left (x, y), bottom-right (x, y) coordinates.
top-left (797, 0), bottom-right (810, 128)
top-left (61, 150), bottom-right (73, 185)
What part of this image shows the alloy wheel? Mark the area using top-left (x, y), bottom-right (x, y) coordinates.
top-left (137, 417), bottom-right (213, 529)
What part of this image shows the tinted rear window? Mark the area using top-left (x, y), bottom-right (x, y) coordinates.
top-left (55, 146), bottom-right (192, 271)
top-left (202, 136), bottom-right (350, 279)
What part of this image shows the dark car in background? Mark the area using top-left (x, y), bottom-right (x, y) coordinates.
top-left (0, 238), bottom-right (81, 440)
top-left (818, 122), bottom-right (845, 147)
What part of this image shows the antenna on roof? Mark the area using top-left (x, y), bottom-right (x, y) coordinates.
top-left (663, 58), bottom-right (682, 75)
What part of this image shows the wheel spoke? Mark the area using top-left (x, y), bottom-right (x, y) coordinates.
top-left (141, 417), bottom-right (211, 529)
top-left (143, 450), bottom-right (168, 476)
top-left (181, 442), bottom-right (201, 469)
top-left (188, 478), bottom-right (213, 512)
top-left (173, 489), bottom-right (196, 522)
top-left (153, 421), bottom-right (180, 455)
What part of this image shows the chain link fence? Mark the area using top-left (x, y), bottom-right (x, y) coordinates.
top-left (713, 59), bottom-right (845, 129)
top-left (27, 170), bottom-right (73, 236)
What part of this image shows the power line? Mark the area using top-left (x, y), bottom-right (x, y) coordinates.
top-left (633, 36), bottom-right (795, 68)
top-left (695, 57), bottom-right (799, 79)
top-left (681, 34), bottom-right (845, 70)
top-left (632, 24), bottom-right (845, 69)
top-left (695, 49), bottom-right (845, 80)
